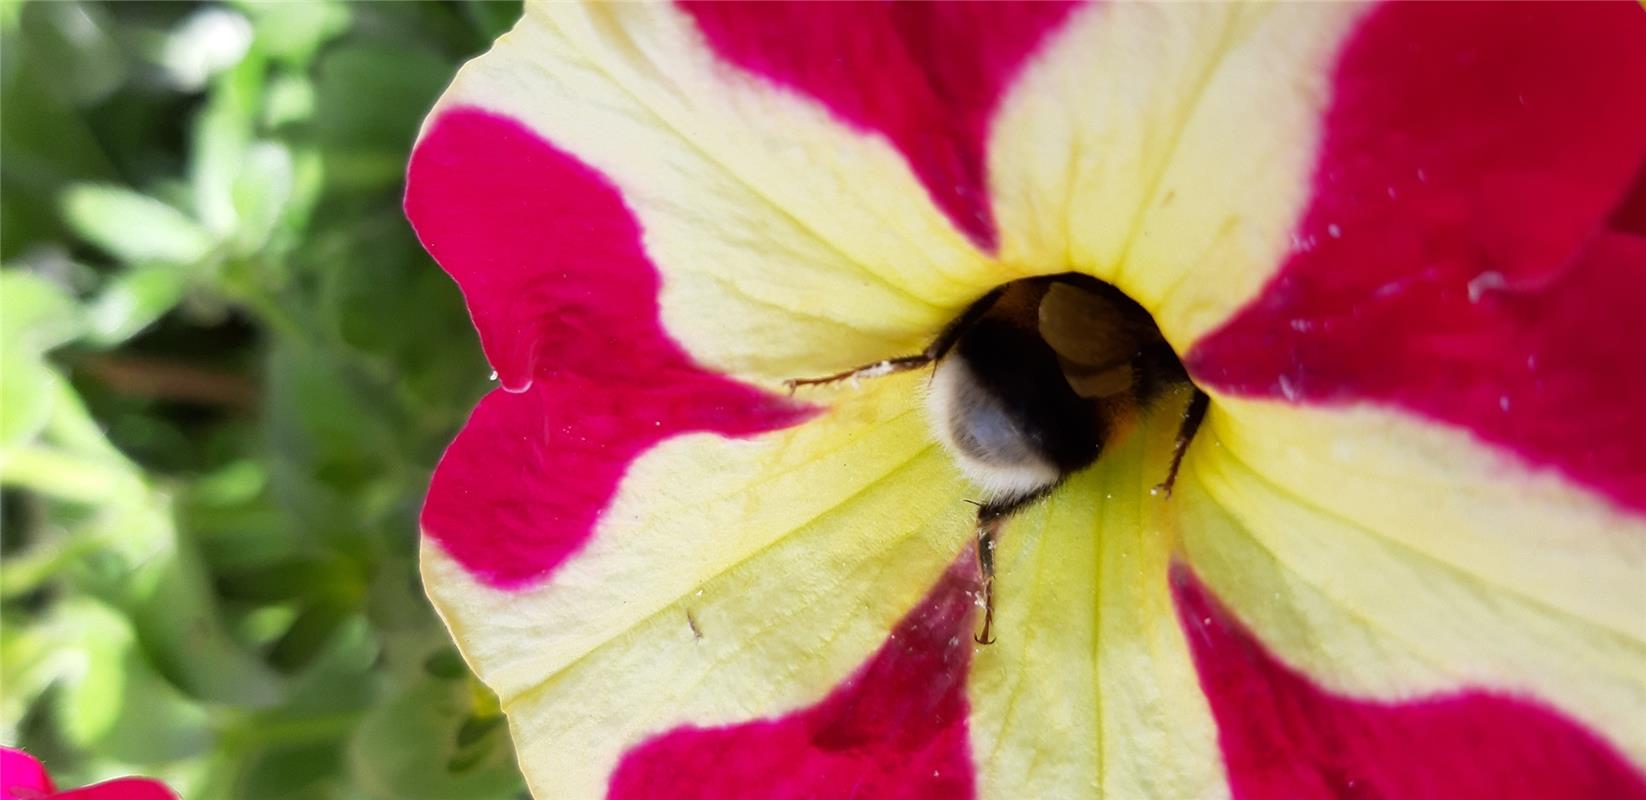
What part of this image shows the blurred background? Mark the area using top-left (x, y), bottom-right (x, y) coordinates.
top-left (0, 1), bottom-right (529, 797)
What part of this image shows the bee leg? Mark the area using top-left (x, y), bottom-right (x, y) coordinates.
top-left (782, 353), bottom-right (935, 393)
top-left (969, 489), bottom-right (1052, 645)
top-left (972, 506), bottom-right (1009, 645)
top-left (1155, 388), bottom-right (1210, 498)
top-left (783, 286), bottom-right (1006, 394)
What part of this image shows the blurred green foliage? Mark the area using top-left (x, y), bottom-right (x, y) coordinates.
top-left (0, 1), bottom-right (525, 796)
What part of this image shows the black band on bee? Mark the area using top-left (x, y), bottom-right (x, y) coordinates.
top-left (950, 317), bottom-right (1108, 476)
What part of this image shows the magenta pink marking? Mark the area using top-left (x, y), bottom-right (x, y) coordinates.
top-left (1, 747), bottom-right (178, 800)
top-left (1, 748), bottom-right (52, 796)
top-left (51, 779), bottom-right (179, 800)
top-left (607, 555), bottom-right (980, 800)
top-left (1187, 2), bottom-right (1646, 513)
top-left (406, 110), bottom-right (812, 588)
top-left (679, 0), bottom-right (1081, 251)
top-left (1612, 163), bottom-right (1646, 237)
top-left (1172, 565), bottom-right (1646, 799)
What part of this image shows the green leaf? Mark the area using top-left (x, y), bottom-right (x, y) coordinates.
top-left (0, 348), bottom-right (55, 446)
top-left (190, 103), bottom-right (252, 237)
top-left (261, 72), bottom-right (315, 128)
top-left (61, 184), bottom-right (215, 266)
top-left (85, 265), bottom-right (189, 346)
top-left (218, 558), bottom-right (335, 604)
top-left (267, 600), bottom-right (348, 673)
top-left (153, 7), bottom-right (254, 92)
top-left (264, 339), bottom-right (401, 533)
top-left (0, 274), bottom-right (85, 446)
top-left (421, 649), bottom-right (467, 681)
top-left (453, 713), bottom-right (503, 749)
top-left (43, 472), bottom-right (286, 708)
top-left (188, 39), bottom-right (274, 238)
top-left (15, 2), bottom-right (126, 107)
top-left (237, 0), bottom-right (351, 66)
top-left (283, 147), bottom-right (325, 240)
top-left (459, 0), bottom-right (523, 43)
top-left (1, 619), bottom-right (67, 733)
top-left (39, 370), bottom-right (123, 461)
top-left (0, 3), bottom-right (117, 258)
top-left (190, 458), bottom-right (268, 506)
top-left (236, 742), bottom-right (341, 800)
top-left (229, 141), bottom-right (294, 256)
top-left (0, 269), bottom-right (83, 351)
top-left (348, 680), bottom-right (522, 800)
top-left (312, 42), bottom-right (450, 192)
top-left (120, 521), bottom-right (287, 708)
top-left (52, 598), bottom-right (213, 764)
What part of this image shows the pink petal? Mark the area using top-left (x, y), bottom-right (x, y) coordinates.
top-left (606, 554), bottom-right (980, 799)
top-left (51, 779), bottom-right (177, 800)
top-left (1, 748), bottom-right (176, 800)
top-left (1, 748), bottom-right (53, 795)
top-left (679, 0), bottom-right (1081, 251)
top-left (1187, 2), bottom-right (1646, 512)
top-left (407, 110), bottom-right (812, 588)
top-left (1172, 566), bottom-right (1646, 799)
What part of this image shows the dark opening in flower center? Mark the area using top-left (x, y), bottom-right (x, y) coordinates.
top-left (925, 273), bottom-right (1198, 509)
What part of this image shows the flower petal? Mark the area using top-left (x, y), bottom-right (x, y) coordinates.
top-left (678, 1), bottom-right (1079, 251)
top-left (964, 392), bottom-right (1223, 799)
top-left (1174, 403), bottom-right (1646, 775)
top-left (409, 3), bottom-right (1646, 799)
top-left (411, 1), bottom-right (1072, 385)
top-left (1172, 566), bottom-right (1646, 799)
top-left (0, 747), bottom-right (177, 800)
top-left (1186, 1), bottom-right (1646, 512)
top-left (409, 109), bottom-right (812, 587)
top-left (1, 747), bottom-right (52, 795)
top-left (52, 779), bottom-right (178, 800)
top-left (986, 2), bottom-right (1366, 342)
top-left (967, 395), bottom-right (1646, 798)
top-left (1152, 4), bottom-right (1646, 772)
top-left (422, 372), bottom-right (984, 795)
top-left (607, 554), bottom-right (980, 800)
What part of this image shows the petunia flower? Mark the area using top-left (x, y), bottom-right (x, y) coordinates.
top-left (405, 2), bottom-right (1646, 798)
top-left (0, 748), bottom-right (176, 800)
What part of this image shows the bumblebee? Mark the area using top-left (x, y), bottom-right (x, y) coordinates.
top-left (787, 275), bottom-right (1208, 644)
